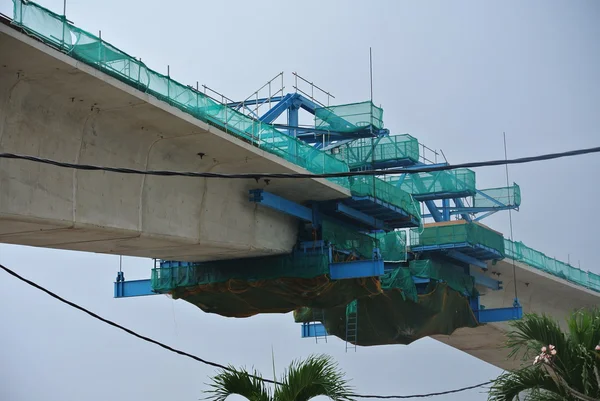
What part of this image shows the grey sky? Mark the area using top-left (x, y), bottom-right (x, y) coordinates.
top-left (1, 0), bottom-right (599, 400)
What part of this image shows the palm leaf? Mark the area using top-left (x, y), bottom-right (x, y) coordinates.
top-left (488, 366), bottom-right (570, 401)
top-left (274, 354), bottom-right (355, 401)
top-left (204, 366), bottom-right (272, 401)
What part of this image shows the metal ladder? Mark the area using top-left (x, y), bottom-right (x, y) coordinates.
top-left (312, 308), bottom-right (328, 344)
top-left (345, 300), bottom-right (358, 352)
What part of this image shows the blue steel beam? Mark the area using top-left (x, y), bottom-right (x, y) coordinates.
top-left (335, 202), bottom-right (386, 230)
top-left (442, 199), bottom-right (450, 221)
top-left (425, 200), bottom-right (444, 222)
top-left (474, 305), bottom-right (523, 323)
top-left (249, 189), bottom-right (313, 223)
top-left (257, 93), bottom-right (297, 123)
top-left (114, 279), bottom-right (156, 298)
top-left (447, 250), bottom-right (488, 269)
top-left (329, 259), bottom-right (384, 280)
top-left (453, 198), bottom-right (472, 222)
top-left (469, 267), bottom-right (502, 290)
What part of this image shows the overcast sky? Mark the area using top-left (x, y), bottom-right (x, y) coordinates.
top-left (1, 0), bottom-right (599, 400)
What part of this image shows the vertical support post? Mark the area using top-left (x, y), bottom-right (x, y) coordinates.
top-left (288, 107), bottom-right (299, 137)
top-left (61, 0), bottom-right (67, 48)
top-left (442, 199), bottom-right (450, 221)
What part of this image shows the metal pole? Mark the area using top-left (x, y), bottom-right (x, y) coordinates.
top-left (369, 47), bottom-right (373, 103)
top-left (61, 0), bottom-right (67, 48)
top-left (504, 132), bottom-right (518, 302)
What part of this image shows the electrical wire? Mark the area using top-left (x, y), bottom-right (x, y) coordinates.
top-left (0, 262), bottom-right (493, 399)
top-left (0, 144), bottom-right (599, 180)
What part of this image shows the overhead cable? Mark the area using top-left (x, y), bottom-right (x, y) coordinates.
top-left (0, 145), bottom-right (598, 180)
top-left (0, 263), bottom-right (492, 398)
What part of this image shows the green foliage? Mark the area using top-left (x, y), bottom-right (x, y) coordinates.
top-left (204, 354), bottom-right (355, 401)
top-left (489, 308), bottom-right (600, 401)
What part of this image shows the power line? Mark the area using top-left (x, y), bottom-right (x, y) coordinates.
top-left (0, 262), bottom-right (493, 399)
top-left (0, 144), bottom-right (598, 180)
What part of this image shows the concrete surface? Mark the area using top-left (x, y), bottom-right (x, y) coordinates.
top-left (0, 24), bottom-right (349, 261)
top-left (432, 257), bottom-right (600, 370)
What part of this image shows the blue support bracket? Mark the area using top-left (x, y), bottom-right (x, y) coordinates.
top-left (114, 278), bottom-right (156, 298)
top-left (301, 322), bottom-right (328, 338)
top-left (249, 189), bottom-right (313, 224)
top-left (335, 202), bottom-right (386, 230)
top-left (474, 305), bottom-right (523, 323)
top-left (329, 259), bottom-right (384, 280)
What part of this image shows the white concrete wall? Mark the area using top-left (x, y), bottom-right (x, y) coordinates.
top-left (0, 25), bottom-right (349, 261)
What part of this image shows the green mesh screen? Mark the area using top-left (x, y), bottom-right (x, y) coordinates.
top-left (409, 259), bottom-right (477, 297)
top-left (152, 253), bottom-right (382, 317)
top-left (152, 253), bottom-right (330, 292)
top-left (346, 299), bottom-right (358, 316)
top-left (11, 0), bottom-right (349, 182)
top-left (322, 220), bottom-right (378, 259)
top-left (11, 0), bottom-right (425, 225)
top-left (411, 221), bottom-right (505, 258)
top-left (379, 267), bottom-right (418, 301)
top-left (333, 135), bottom-right (419, 168)
top-left (385, 169), bottom-right (476, 197)
top-left (315, 101), bottom-right (383, 132)
top-left (505, 239), bottom-right (600, 293)
top-left (373, 230), bottom-right (407, 262)
top-left (294, 283), bottom-right (477, 346)
top-left (349, 176), bottom-right (421, 221)
top-left (474, 184), bottom-right (521, 208)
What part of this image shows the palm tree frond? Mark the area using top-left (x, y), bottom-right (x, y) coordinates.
top-left (505, 313), bottom-right (568, 363)
top-left (204, 366), bottom-right (271, 401)
top-left (274, 354), bottom-right (355, 401)
top-left (488, 366), bottom-right (569, 401)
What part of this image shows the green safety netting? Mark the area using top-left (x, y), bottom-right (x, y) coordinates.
top-left (294, 282), bottom-right (478, 346)
top-left (385, 169), bottom-right (476, 197)
top-left (332, 134), bottom-right (420, 168)
top-left (322, 220), bottom-right (378, 260)
top-left (373, 230), bottom-right (407, 262)
top-left (475, 184), bottom-right (521, 208)
top-left (411, 221), bottom-right (505, 258)
top-left (11, 0), bottom-right (347, 179)
top-left (409, 259), bottom-right (478, 298)
top-left (322, 220), bottom-right (407, 262)
top-left (12, 0), bottom-right (424, 226)
top-left (379, 266), bottom-right (417, 301)
top-left (151, 253), bottom-right (382, 318)
top-left (349, 176), bottom-right (421, 221)
top-left (505, 239), bottom-right (600, 293)
top-left (315, 101), bottom-right (383, 133)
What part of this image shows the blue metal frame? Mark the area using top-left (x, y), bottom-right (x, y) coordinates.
top-left (411, 242), bottom-right (504, 263)
top-left (329, 259), bottom-right (384, 280)
top-left (301, 322), bottom-right (328, 338)
top-left (114, 278), bottom-right (156, 298)
top-left (446, 250), bottom-right (488, 269)
top-left (469, 267), bottom-right (503, 290)
top-left (342, 195), bottom-right (420, 228)
top-left (474, 305), bottom-right (523, 323)
top-left (249, 189), bottom-right (314, 224)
